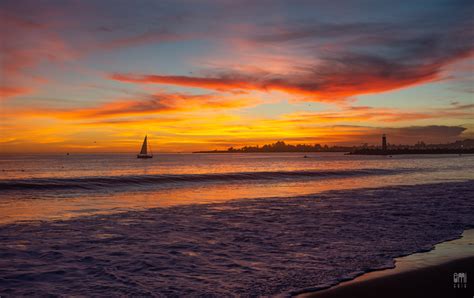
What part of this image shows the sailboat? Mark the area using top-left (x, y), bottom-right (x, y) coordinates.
top-left (137, 135), bottom-right (153, 159)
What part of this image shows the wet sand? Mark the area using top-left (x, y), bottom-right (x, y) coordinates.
top-left (304, 257), bottom-right (473, 298)
top-left (301, 230), bottom-right (474, 298)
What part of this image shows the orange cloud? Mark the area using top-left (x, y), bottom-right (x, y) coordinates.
top-left (1, 13), bottom-right (79, 99)
top-left (0, 86), bottom-right (32, 99)
top-left (110, 23), bottom-right (474, 102)
top-left (10, 92), bottom-right (259, 120)
top-left (280, 105), bottom-right (474, 124)
top-left (2, 100), bottom-right (471, 152)
top-left (110, 52), bottom-right (471, 102)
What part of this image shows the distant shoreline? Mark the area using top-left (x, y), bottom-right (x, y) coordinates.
top-left (193, 149), bottom-right (474, 154)
top-left (194, 139), bottom-right (474, 154)
top-left (193, 150), bottom-right (349, 153)
top-left (348, 148), bottom-right (474, 155)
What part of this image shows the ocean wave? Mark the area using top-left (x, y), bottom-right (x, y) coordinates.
top-left (0, 181), bottom-right (472, 296)
top-left (0, 168), bottom-right (412, 191)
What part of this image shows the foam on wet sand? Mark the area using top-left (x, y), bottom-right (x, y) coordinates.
top-left (300, 229), bottom-right (474, 297)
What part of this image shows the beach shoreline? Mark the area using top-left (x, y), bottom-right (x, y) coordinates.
top-left (298, 229), bottom-right (474, 298)
top-left (301, 256), bottom-right (473, 298)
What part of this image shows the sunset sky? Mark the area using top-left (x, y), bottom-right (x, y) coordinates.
top-left (1, 0), bottom-right (473, 152)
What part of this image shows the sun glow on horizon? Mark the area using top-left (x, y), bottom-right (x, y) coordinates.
top-left (1, 0), bottom-right (473, 153)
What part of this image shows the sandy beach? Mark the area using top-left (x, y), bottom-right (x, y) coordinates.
top-left (305, 257), bottom-right (473, 298)
top-left (301, 229), bottom-right (474, 298)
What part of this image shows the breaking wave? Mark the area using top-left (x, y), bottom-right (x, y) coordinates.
top-left (0, 168), bottom-right (413, 191)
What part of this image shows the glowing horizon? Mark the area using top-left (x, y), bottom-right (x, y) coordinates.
top-left (1, 0), bottom-right (473, 153)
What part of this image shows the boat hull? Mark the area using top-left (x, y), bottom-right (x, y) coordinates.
top-left (137, 154), bottom-right (153, 159)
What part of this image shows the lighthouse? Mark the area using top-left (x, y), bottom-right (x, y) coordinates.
top-left (382, 134), bottom-right (387, 151)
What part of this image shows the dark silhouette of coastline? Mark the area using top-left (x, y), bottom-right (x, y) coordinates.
top-left (349, 148), bottom-right (474, 155)
top-left (193, 139), bottom-right (474, 154)
top-left (194, 141), bottom-right (353, 153)
top-left (350, 138), bottom-right (474, 155)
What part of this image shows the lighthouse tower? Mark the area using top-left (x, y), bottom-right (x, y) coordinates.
top-left (382, 134), bottom-right (387, 151)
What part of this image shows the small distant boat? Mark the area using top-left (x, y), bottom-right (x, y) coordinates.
top-left (137, 135), bottom-right (153, 159)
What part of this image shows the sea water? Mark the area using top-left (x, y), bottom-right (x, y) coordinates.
top-left (0, 153), bottom-right (473, 295)
top-left (0, 152), bottom-right (472, 223)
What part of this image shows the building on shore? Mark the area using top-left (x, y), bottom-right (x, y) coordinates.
top-left (382, 134), bottom-right (387, 151)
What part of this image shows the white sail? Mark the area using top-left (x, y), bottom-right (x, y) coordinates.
top-left (137, 135), bottom-right (153, 158)
top-left (140, 135), bottom-right (148, 155)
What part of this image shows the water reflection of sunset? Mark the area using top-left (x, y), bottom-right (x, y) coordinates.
top-left (2, 153), bottom-right (472, 224)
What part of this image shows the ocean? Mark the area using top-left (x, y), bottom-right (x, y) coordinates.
top-left (0, 153), bottom-right (473, 295)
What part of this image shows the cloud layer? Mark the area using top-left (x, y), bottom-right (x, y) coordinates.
top-left (110, 6), bottom-right (473, 101)
top-left (1, 0), bottom-right (473, 151)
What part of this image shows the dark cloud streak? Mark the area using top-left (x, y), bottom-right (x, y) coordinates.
top-left (110, 4), bottom-right (473, 101)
